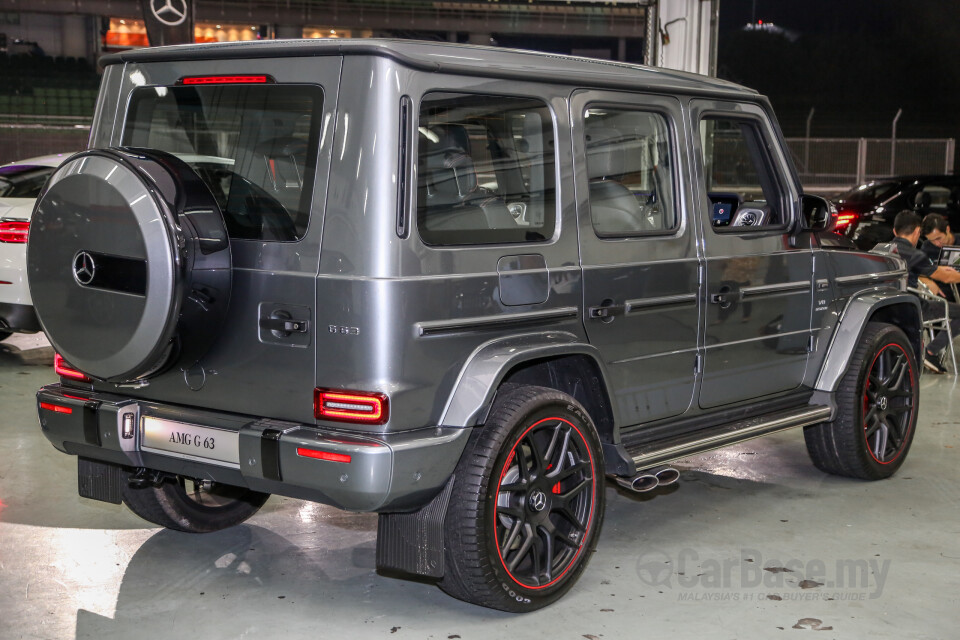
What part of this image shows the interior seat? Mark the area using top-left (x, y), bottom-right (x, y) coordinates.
top-left (421, 124), bottom-right (515, 231)
top-left (584, 126), bottom-right (645, 235)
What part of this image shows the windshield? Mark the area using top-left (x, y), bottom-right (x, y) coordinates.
top-left (0, 165), bottom-right (56, 198)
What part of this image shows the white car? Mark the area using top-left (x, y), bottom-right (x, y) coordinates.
top-left (0, 154), bottom-right (66, 341)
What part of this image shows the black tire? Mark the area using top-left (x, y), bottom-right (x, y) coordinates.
top-left (439, 385), bottom-right (605, 612)
top-left (121, 473), bottom-right (270, 533)
top-left (804, 322), bottom-right (919, 480)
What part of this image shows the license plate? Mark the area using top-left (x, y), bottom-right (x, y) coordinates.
top-left (141, 416), bottom-right (240, 468)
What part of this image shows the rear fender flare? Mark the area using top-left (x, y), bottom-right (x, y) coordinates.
top-left (438, 331), bottom-right (619, 429)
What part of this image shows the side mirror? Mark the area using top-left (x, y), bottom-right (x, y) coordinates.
top-left (800, 194), bottom-right (837, 233)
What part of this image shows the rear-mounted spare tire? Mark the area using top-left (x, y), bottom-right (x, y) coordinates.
top-left (27, 148), bottom-right (231, 383)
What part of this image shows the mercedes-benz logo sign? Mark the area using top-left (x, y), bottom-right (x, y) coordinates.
top-left (528, 490), bottom-right (547, 513)
top-left (73, 251), bottom-right (96, 286)
top-left (150, 0), bottom-right (188, 27)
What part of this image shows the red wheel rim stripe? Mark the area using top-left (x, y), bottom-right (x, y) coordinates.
top-left (862, 342), bottom-right (915, 465)
top-left (492, 416), bottom-right (596, 590)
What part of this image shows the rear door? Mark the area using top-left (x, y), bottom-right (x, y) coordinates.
top-left (113, 58), bottom-right (341, 423)
top-left (574, 91), bottom-right (700, 426)
top-left (690, 99), bottom-right (813, 409)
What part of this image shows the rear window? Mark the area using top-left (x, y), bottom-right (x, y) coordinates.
top-left (416, 92), bottom-right (556, 246)
top-left (583, 107), bottom-right (677, 236)
top-left (124, 84), bottom-right (323, 241)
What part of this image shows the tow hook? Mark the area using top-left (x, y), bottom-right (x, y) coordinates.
top-left (127, 467), bottom-right (167, 488)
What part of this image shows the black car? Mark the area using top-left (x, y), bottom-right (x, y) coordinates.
top-left (832, 175), bottom-right (960, 249)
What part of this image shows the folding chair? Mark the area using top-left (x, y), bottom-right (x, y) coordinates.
top-left (909, 280), bottom-right (958, 376)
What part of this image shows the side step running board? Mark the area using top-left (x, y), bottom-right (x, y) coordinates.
top-left (626, 405), bottom-right (832, 470)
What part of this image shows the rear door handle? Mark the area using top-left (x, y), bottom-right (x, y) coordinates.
top-left (588, 304), bottom-right (625, 319)
top-left (259, 317), bottom-right (309, 334)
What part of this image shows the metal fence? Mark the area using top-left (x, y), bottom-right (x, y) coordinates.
top-left (785, 137), bottom-right (956, 194)
top-left (0, 115), bottom-right (90, 165)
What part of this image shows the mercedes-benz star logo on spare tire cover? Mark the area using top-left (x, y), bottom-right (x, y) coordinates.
top-left (26, 148), bottom-right (232, 383)
top-left (73, 251), bottom-right (96, 286)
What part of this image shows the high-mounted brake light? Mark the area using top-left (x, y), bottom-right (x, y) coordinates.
top-left (180, 75), bottom-right (273, 85)
top-left (296, 448), bottom-right (352, 464)
top-left (0, 220), bottom-right (29, 243)
top-left (314, 388), bottom-right (388, 425)
top-left (54, 353), bottom-right (92, 382)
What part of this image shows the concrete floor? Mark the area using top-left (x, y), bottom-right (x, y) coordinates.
top-left (1, 339), bottom-right (958, 640)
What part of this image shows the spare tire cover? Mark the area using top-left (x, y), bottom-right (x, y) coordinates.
top-left (27, 148), bottom-right (231, 383)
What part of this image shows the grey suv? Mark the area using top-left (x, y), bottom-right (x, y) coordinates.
top-left (28, 40), bottom-right (921, 612)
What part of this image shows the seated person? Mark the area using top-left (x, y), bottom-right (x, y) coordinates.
top-left (920, 213), bottom-right (955, 262)
top-left (892, 210), bottom-right (960, 373)
top-left (920, 213), bottom-right (956, 301)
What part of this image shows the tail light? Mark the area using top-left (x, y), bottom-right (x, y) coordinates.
top-left (54, 353), bottom-right (92, 382)
top-left (314, 388), bottom-right (388, 425)
top-left (834, 211), bottom-right (859, 232)
top-left (0, 220), bottom-right (29, 243)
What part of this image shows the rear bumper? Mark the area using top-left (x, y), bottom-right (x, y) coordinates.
top-left (0, 302), bottom-right (40, 332)
top-left (36, 384), bottom-right (470, 512)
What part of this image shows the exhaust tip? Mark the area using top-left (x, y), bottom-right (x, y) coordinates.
top-left (616, 473), bottom-right (659, 493)
top-left (631, 474), bottom-right (660, 492)
top-left (654, 467), bottom-right (680, 486)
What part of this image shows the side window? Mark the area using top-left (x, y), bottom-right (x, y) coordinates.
top-left (584, 107), bottom-right (676, 236)
top-left (416, 92), bottom-right (556, 246)
top-left (125, 84), bottom-right (323, 241)
top-left (700, 116), bottom-right (785, 230)
top-left (918, 184), bottom-right (951, 211)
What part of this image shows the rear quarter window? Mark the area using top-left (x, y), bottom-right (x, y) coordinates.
top-left (123, 84), bottom-right (323, 241)
top-left (416, 92), bottom-right (556, 246)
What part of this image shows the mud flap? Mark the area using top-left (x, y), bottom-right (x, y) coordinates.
top-left (78, 457), bottom-right (123, 504)
top-left (375, 477), bottom-right (454, 580)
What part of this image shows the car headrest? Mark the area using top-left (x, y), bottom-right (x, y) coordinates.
top-left (423, 147), bottom-right (478, 202)
top-left (584, 127), bottom-right (627, 180)
top-left (915, 191), bottom-right (932, 209)
top-left (430, 124), bottom-right (471, 155)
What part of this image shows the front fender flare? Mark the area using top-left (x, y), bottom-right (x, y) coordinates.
top-left (438, 331), bottom-right (618, 428)
top-left (815, 289), bottom-right (922, 392)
